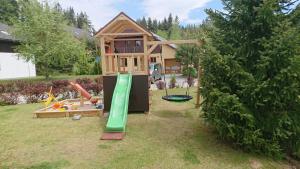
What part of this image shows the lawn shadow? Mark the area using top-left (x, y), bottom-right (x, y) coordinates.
top-left (24, 160), bottom-right (69, 169)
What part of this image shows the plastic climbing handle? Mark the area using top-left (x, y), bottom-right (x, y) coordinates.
top-left (106, 73), bottom-right (132, 132)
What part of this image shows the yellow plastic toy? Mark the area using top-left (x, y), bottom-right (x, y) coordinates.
top-left (43, 87), bottom-right (55, 108)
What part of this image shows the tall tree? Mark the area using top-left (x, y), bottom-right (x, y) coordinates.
top-left (167, 13), bottom-right (173, 30)
top-left (63, 7), bottom-right (76, 26)
top-left (147, 17), bottom-right (153, 31)
top-left (152, 19), bottom-right (158, 33)
top-left (53, 2), bottom-right (62, 13)
top-left (0, 0), bottom-right (19, 25)
top-left (12, 0), bottom-right (86, 78)
top-left (202, 0), bottom-right (300, 158)
top-left (140, 16), bottom-right (147, 28)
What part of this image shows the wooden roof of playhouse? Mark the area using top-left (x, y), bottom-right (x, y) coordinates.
top-left (95, 12), bottom-right (152, 38)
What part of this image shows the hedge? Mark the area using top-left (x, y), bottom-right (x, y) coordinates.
top-left (0, 77), bottom-right (103, 105)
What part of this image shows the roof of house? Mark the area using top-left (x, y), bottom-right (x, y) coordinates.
top-left (0, 23), bottom-right (17, 42)
top-left (0, 22), bottom-right (93, 43)
top-left (66, 26), bottom-right (93, 41)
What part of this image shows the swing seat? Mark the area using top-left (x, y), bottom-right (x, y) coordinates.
top-left (162, 95), bottom-right (193, 102)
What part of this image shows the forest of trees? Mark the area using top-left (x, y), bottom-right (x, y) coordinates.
top-left (0, 0), bottom-right (98, 77)
top-left (137, 14), bottom-right (184, 40)
top-left (136, 13), bottom-right (208, 43)
top-left (0, 0), bottom-right (94, 34)
top-left (53, 2), bottom-right (94, 34)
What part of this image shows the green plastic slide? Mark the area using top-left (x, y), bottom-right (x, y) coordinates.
top-left (106, 73), bottom-right (132, 132)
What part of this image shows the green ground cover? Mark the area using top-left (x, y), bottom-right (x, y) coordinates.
top-left (0, 88), bottom-right (292, 169)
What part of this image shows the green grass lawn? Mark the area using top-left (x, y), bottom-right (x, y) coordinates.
top-left (0, 88), bottom-right (292, 169)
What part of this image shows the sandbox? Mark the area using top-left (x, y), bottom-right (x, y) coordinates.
top-left (34, 98), bottom-right (103, 118)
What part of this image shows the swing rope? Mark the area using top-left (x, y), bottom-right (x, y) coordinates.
top-left (160, 53), bottom-right (168, 96)
top-left (185, 48), bottom-right (194, 96)
top-left (159, 46), bottom-right (192, 98)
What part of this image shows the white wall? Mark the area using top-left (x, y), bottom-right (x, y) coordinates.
top-left (0, 52), bottom-right (36, 79)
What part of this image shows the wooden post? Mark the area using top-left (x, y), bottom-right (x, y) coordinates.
top-left (128, 55), bottom-right (133, 73)
top-left (195, 65), bottom-right (202, 108)
top-left (80, 92), bottom-right (84, 107)
top-left (117, 54), bottom-right (120, 72)
top-left (100, 36), bottom-right (106, 75)
top-left (137, 55), bottom-right (141, 71)
top-left (143, 35), bottom-right (148, 73)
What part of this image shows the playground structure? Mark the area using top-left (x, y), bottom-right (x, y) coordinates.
top-left (34, 12), bottom-right (202, 140)
top-left (95, 12), bottom-right (202, 140)
top-left (34, 82), bottom-right (103, 118)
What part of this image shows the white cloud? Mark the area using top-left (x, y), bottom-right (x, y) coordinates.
top-left (47, 0), bottom-right (124, 30)
top-left (142, 0), bottom-right (212, 24)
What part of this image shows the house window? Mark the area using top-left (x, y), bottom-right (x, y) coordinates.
top-left (134, 58), bottom-right (138, 66)
top-left (150, 57), bottom-right (156, 63)
top-left (120, 58), bottom-right (127, 67)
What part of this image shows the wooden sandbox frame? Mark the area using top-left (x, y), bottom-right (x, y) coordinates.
top-left (34, 98), bottom-right (103, 118)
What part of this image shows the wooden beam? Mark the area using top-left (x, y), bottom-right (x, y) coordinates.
top-left (195, 66), bottom-right (202, 108)
top-left (147, 39), bottom-right (202, 46)
top-left (100, 36), bottom-right (106, 75)
top-left (108, 21), bottom-right (126, 33)
top-left (105, 53), bottom-right (144, 56)
top-left (114, 38), bottom-right (143, 41)
top-left (101, 33), bottom-right (145, 36)
top-left (128, 54), bottom-right (133, 73)
top-left (146, 44), bottom-right (158, 55)
top-left (143, 35), bottom-right (148, 72)
top-left (137, 56), bottom-right (141, 71)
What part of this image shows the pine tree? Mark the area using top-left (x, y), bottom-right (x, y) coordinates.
top-left (167, 13), bottom-right (173, 30)
top-left (162, 17), bottom-right (168, 30)
top-left (76, 12), bottom-right (85, 29)
top-left (174, 15), bottom-right (179, 25)
top-left (147, 17), bottom-right (153, 31)
top-left (152, 19), bottom-right (158, 33)
top-left (140, 17), bottom-right (147, 28)
top-left (63, 7), bottom-right (76, 26)
top-left (202, 0), bottom-right (300, 158)
top-left (53, 2), bottom-right (62, 13)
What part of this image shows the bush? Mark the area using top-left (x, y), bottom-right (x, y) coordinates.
top-left (183, 67), bottom-right (197, 78)
top-left (156, 80), bottom-right (165, 90)
top-left (22, 82), bottom-right (48, 103)
top-left (0, 93), bottom-right (19, 105)
top-left (169, 75), bottom-right (176, 89)
top-left (202, 89), bottom-right (282, 157)
top-left (0, 76), bottom-right (103, 105)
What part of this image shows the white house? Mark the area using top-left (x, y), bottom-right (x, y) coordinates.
top-left (0, 23), bottom-right (36, 79)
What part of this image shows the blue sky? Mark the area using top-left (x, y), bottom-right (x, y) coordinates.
top-left (49, 0), bottom-right (223, 30)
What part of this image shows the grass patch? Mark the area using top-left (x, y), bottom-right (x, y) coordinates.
top-left (182, 148), bottom-right (200, 164)
top-left (0, 87), bottom-right (292, 169)
top-left (25, 160), bottom-right (69, 169)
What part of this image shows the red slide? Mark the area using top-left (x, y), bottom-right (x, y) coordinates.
top-left (70, 82), bottom-right (92, 100)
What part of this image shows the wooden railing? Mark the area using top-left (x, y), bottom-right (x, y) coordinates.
top-left (103, 53), bottom-right (147, 75)
top-left (114, 46), bottom-right (143, 53)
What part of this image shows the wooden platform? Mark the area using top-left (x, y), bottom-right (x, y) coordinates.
top-left (100, 132), bottom-right (125, 140)
top-left (34, 99), bottom-right (103, 118)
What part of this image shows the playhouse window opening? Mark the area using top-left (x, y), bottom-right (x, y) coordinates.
top-left (134, 58), bottom-right (138, 66)
top-left (120, 58), bottom-right (128, 67)
top-left (150, 57), bottom-right (156, 63)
